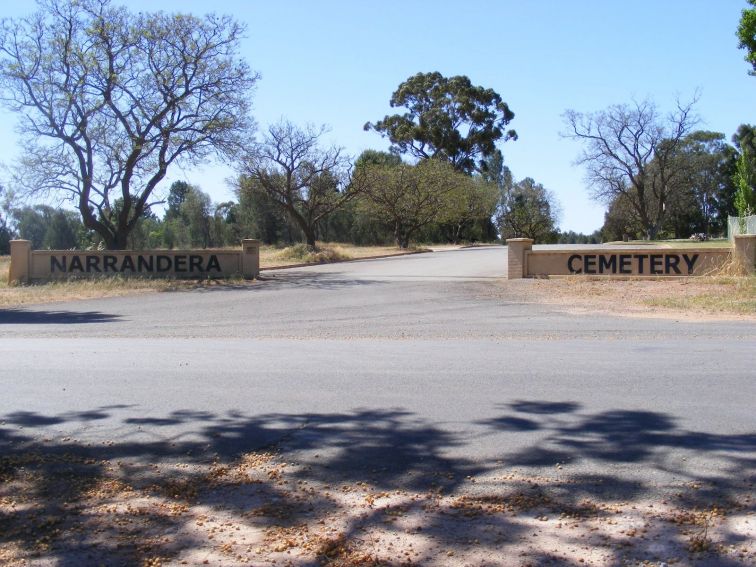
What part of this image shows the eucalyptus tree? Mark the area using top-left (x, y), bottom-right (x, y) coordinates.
top-left (365, 72), bottom-right (516, 175)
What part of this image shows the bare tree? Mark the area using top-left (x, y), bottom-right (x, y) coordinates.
top-left (0, 0), bottom-right (257, 249)
top-left (563, 98), bottom-right (698, 239)
top-left (237, 121), bottom-right (358, 248)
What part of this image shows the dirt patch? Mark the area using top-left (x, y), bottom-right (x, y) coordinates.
top-left (0, 445), bottom-right (752, 566)
top-left (496, 277), bottom-right (756, 321)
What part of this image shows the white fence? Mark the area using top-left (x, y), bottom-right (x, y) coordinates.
top-left (728, 215), bottom-right (756, 241)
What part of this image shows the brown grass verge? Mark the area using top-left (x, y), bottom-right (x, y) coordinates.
top-left (502, 275), bottom-right (756, 320)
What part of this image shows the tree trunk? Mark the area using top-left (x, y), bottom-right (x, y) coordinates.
top-left (394, 223), bottom-right (409, 249)
top-left (285, 206), bottom-right (318, 248)
top-left (396, 231), bottom-right (412, 249)
top-left (297, 216), bottom-right (317, 247)
top-left (110, 228), bottom-right (130, 250)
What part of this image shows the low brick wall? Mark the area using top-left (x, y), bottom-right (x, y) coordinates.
top-left (506, 236), bottom-right (756, 279)
top-left (8, 239), bottom-right (260, 284)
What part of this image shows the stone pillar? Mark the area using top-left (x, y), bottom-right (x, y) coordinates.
top-left (9, 240), bottom-right (32, 284)
top-left (734, 234), bottom-right (756, 274)
top-left (506, 238), bottom-right (533, 279)
top-left (241, 239), bottom-right (261, 279)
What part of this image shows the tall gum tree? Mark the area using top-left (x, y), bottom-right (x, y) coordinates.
top-left (365, 71), bottom-right (516, 175)
top-left (0, 0), bottom-right (257, 249)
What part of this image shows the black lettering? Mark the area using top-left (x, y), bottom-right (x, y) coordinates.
top-left (619, 255), bottom-right (632, 274)
top-left (584, 255), bottom-right (597, 274)
top-left (174, 255), bottom-right (187, 273)
top-left (137, 256), bottom-right (155, 272)
top-left (86, 255), bottom-right (101, 273)
top-left (682, 253), bottom-right (699, 274)
top-left (599, 255), bottom-right (617, 274)
top-left (51, 256), bottom-right (67, 273)
top-left (189, 255), bottom-right (203, 272)
top-left (69, 256), bottom-right (84, 272)
top-left (138, 256), bottom-right (153, 272)
top-left (633, 254), bottom-right (647, 274)
top-left (665, 255), bottom-right (681, 275)
top-left (206, 255), bottom-right (221, 272)
top-left (103, 255), bottom-right (117, 272)
top-left (121, 256), bottom-right (135, 272)
top-left (156, 255), bottom-right (172, 272)
top-left (650, 254), bottom-right (663, 274)
top-left (567, 254), bottom-right (582, 274)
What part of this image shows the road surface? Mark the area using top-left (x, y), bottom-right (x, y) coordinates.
top-left (1, 246), bottom-right (754, 497)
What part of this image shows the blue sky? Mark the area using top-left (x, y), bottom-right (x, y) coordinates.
top-left (1, 0), bottom-right (754, 233)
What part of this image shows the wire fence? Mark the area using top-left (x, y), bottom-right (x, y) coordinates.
top-left (728, 215), bottom-right (756, 241)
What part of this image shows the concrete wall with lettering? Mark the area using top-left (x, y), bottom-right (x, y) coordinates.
top-left (527, 249), bottom-right (730, 277)
top-left (8, 239), bottom-right (260, 284)
top-left (506, 236), bottom-right (756, 279)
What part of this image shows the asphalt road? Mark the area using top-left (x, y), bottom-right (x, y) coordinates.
top-left (1, 246), bottom-right (755, 498)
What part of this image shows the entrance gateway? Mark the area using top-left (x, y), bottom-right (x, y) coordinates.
top-left (506, 237), bottom-right (756, 279)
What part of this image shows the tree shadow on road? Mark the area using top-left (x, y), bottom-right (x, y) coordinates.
top-left (0, 309), bottom-right (121, 324)
top-left (0, 402), bottom-right (753, 565)
top-left (479, 400), bottom-right (756, 506)
top-left (257, 271), bottom-right (387, 291)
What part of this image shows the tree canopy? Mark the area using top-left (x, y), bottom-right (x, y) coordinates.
top-left (354, 156), bottom-right (469, 248)
top-left (0, 0), bottom-right (257, 249)
top-left (365, 72), bottom-right (516, 175)
top-left (738, 0), bottom-right (756, 75)
top-left (497, 177), bottom-right (560, 243)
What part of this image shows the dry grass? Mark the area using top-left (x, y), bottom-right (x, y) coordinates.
top-left (0, 263), bottom-right (193, 308)
top-left (507, 275), bottom-right (756, 319)
top-left (259, 242), bottom-right (421, 267)
top-left (0, 243), bottom-right (419, 307)
top-left (642, 276), bottom-right (756, 315)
